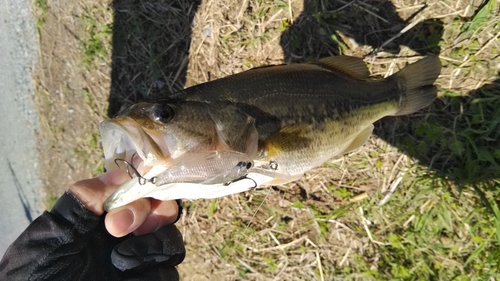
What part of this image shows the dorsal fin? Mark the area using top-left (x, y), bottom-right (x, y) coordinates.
top-left (316, 56), bottom-right (370, 79)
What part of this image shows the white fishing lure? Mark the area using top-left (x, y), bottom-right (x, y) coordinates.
top-left (104, 150), bottom-right (256, 211)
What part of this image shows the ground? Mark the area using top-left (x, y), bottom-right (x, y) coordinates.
top-left (33, 0), bottom-right (499, 280)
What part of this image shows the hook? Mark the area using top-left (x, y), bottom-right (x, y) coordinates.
top-left (114, 158), bottom-right (143, 179)
top-left (113, 158), bottom-right (156, 186)
top-left (224, 175), bottom-right (258, 190)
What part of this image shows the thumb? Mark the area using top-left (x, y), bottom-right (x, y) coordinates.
top-left (68, 170), bottom-right (130, 215)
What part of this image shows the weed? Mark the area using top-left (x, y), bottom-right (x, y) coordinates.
top-left (458, 0), bottom-right (498, 43)
top-left (33, 0), bottom-right (48, 33)
top-left (93, 161), bottom-right (105, 175)
top-left (45, 192), bottom-right (59, 210)
top-left (81, 8), bottom-right (112, 68)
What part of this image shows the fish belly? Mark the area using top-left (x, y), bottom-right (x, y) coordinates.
top-left (260, 103), bottom-right (397, 181)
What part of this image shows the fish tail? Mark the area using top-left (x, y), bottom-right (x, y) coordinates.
top-left (392, 56), bottom-right (442, 116)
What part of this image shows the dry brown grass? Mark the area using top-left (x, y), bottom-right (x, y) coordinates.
top-left (33, 0), bottom-right (500, 279)
top-left (176, 139), bottom-right (403, 280)
top-left (108, 0), bottom-right (200, 115)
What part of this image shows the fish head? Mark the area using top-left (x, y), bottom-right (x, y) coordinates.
top-left (99, 101), bottom-right (217, 174)
top-left (100, 100), bottom-right (262, 210)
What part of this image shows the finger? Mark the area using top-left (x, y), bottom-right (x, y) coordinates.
top-left (132, 199), bottom-right (179, 236)
top-left (69, 170), bottom-right (180, 237)
top-left (105, 198), bottom-right (151, 237)
top-left (68, 170), bottom-right (129, 215)
top-left (106, 199), bottom-right (179, 237)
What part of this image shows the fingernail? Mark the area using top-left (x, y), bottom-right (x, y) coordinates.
top-left (113, 209), bottom-right (135, 236)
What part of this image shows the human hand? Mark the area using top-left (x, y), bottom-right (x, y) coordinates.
top-left (68, 169), bottom-right (180, 237)
top-left (68, 170), bottom-right (185, 278)
top-left (1, 170), bottom-right (185, 280)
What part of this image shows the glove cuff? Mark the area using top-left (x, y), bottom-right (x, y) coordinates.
top-left (50, 191), bottom-right (102, 232)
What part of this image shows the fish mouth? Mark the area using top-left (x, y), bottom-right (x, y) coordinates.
top-left (99, 117), bottom-right (265, 211)
top-left (100, 118), bottom-right (277, 211)
top-left (99, 117), bottom-right (169, 175)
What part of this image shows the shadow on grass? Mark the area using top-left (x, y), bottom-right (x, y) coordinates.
top-left (280, 0), bottom-right (500, 187)
top-left (108, 0), bottom-right (201, 117)
top-left (280, 0), bottom-right (442, 62)
top-left (375, 79), bottom-right (500, 187)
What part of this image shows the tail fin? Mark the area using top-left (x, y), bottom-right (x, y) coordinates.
top-left (392, 56), bottom-right (441, 116)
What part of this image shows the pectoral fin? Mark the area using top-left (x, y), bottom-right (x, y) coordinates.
top-left (209, 104), bottom-right (259, 157)
top-left (262, 123), bottom-right (313, 157)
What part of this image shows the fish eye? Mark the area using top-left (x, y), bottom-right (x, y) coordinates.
top-left (151, 104), bottom-right (175, 123)
top-left (236, 161), bottom-right (252, 170)
top-left (236, 161), bottom-right (252, 169)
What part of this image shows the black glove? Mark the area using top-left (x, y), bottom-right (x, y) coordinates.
top-left (0, 192), bottom-right (185, 281)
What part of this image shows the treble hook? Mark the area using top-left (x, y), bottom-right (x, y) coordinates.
top-left (224, 175), bottom-right (258, 190)
top-left (113, 158), bottom-right (157, 185)
top-left (114, 158), bottom-right (143, 179)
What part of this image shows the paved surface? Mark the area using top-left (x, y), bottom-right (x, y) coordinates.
top-left (0, 0), bottom-right (44, 256)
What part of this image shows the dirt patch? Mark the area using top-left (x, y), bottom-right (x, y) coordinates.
top-left (34, 0), bottom-right (113, 197)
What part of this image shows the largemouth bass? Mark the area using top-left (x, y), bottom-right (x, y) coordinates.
top-left (101, 55), bottom-right (441, 210)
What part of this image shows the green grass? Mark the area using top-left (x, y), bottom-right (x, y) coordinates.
top-left (349, 110), bottom-right (500, 278)
top-left (392, 86), bottom-right (500, 185)
top-left (458, 0), bottom-right (497, 44)
top-left (81, 7), bottom-right (112, 68)
top-left (45, 192), bottom-right (59, 211)
top-left (371, 177), bottom-right (500, 279)
top-left (33, 0), bottom-right (48, 33)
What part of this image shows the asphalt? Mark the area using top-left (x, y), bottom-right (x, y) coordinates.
top-left (0, 0), bottom-right (44, 256)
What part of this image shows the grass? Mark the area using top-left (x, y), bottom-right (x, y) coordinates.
top-left (81, 7), bottom-right (113, 67)
top-left (108, 0), bottom-right (199, 115)
top-left (32, 0), bottom-right (500, 280)
top-left (33, 0), bottom-right (48, 33)
top-left (45, 192), bottom-right (59, 211)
